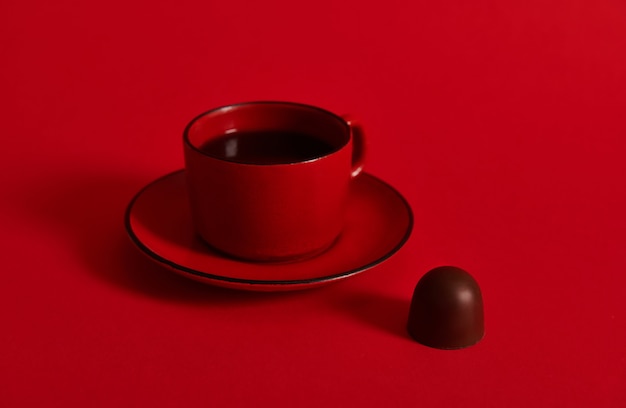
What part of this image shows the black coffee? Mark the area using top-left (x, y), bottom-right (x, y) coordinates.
top-left (199, 130), bottom-right (335, 164)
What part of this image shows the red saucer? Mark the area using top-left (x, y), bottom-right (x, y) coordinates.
top-left (125, 170), bottom-right (413, 291)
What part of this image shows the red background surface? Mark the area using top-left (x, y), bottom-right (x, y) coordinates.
top-left (2, 0), bottom-right (625, 406)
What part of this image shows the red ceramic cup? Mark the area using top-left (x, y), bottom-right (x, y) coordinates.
top-left (183, 101), bottom-right (365, 262)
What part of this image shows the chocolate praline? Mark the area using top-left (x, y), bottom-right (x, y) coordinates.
top-left (407, 266), bottom-right (484, 349)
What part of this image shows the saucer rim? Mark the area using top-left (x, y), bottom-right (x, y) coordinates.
top-left (124, 170), bottom-right (413, 287)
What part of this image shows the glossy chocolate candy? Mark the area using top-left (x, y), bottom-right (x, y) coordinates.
top-left (407, 266), bottom-right (484, 349)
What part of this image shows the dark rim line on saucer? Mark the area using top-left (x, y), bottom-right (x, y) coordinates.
top-left (182, 101), bottom-right (351, 166)
top-left (124, 170), bottom-right (414, 286)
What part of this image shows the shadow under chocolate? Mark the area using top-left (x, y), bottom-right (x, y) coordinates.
top-left (335, 292), bottom-right (411, 340)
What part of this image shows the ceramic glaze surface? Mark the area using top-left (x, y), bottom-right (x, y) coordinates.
top-left (125, 170), bottom-right (413, 290)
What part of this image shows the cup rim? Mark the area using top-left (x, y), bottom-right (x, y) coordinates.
top-left (182, 101), bottom-right (351, 166)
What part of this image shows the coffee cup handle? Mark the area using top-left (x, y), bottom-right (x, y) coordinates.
top-left (343, 116), bottom-right (366, 178)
